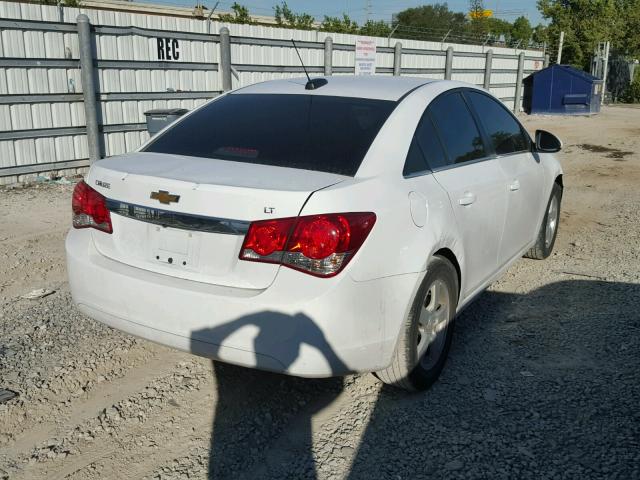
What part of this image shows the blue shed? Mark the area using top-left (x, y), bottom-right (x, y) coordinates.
top-left (523, 65), bottom-right (603, 115)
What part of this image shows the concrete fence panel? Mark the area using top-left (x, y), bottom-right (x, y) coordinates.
top-left (0, 0), bottom-right (545, 183)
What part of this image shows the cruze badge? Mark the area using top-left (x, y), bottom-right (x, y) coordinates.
top-left (150, 190), bottom-right (180, 205)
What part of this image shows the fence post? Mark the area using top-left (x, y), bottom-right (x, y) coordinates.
top-left (393, 41), bottom-right (402, 76)
top-left (220, 27), bottom-right (232, 91)
top-left (445, 46), bottom-right (453, 80)
top-left (601, 40), bottom-right (610, 105)
top-left (324, 36), bottom-right (333, 76)
top-left (513, 52), bottom-right (525, 114)
top-left (77, 14), bottom-right (101, 163)
top-left (483, 49), bottom-right (493, 90)
top-left (544, 53), bottom-right (550, 68)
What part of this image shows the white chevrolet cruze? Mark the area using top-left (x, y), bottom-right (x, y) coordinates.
top-left (66, 76), bottom-right (563, 391)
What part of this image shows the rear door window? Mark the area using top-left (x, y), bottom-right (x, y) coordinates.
top-left (144, 93), bottom-right (396, 176)
top-left (414, 113), bottom-right (448, 170)
top-left (403, 112), bottom-right (449, 176)
top-left (403, 138), bottom-right (429, 177)
top-left (428, 92), bottom-right (487, 166)
top-left (465, 91), bottom-right (530, 155)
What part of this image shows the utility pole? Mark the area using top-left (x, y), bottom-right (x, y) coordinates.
top-left (591, 42), bottom-right (604, 77)
top-left (206, 0), bottom-right (220, 33)
top-left (601, 40), bottom-right (610, 105)
top-left (365, 0), bottom-right (372, 23)
top-left (556, 30), bottom-right (564, 64)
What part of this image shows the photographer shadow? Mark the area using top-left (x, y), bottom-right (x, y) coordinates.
top-left (190, 311), bottom-right (348, 479)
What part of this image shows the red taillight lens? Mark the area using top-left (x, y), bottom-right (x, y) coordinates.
top-left (241, 218), bottom-right (295, 260)
top-left (292, 216), bottom-right (345, 259)
top-left (72, 181), bottom-right (112, 234)
top-left (240, 212), bottom-right (376, 277)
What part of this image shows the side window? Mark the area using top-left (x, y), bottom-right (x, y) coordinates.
top-left (403, 138), bottom-right (429, 177)
top-left (415, 114), bottom-right (448, 170)
top-left (465, 91), bottom-right (530, 155)
top-left (428, 92), bottom-right (486, 165)
top-left (402, 113), bottom-right (448, 176)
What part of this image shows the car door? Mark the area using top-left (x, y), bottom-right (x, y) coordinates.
top-left (464, 90), bottom-right (543, 263)
top-left (419, 91), bottom-right (508, 297)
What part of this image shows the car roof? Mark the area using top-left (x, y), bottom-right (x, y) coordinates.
top-left (232, 76), bottom-right (442, 102)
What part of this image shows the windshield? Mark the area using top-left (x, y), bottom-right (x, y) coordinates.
top-left (143, 93), bottom-right (396, 176)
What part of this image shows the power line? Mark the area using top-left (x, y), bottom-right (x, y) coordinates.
top-left (365, 0), bottom-right (373, 22)
top-left (125, 0), bottom-right (545, 48)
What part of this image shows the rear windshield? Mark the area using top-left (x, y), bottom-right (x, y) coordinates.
top-left (143, 93), bottom-right (396, 176)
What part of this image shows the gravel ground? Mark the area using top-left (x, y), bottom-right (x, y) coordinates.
top-left (1, 106), bottom-right (639, 479)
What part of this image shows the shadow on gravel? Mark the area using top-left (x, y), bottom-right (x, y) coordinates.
top-left (347, 280), bottom-right (640, 479)
top-left (190, 312), bottom-right (347, 479)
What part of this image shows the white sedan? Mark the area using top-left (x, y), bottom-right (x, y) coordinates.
top-left (66, 76), bottom-right (563, 391)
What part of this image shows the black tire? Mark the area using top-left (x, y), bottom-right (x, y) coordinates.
top-left (525, 182), bottom-right (562, 260)
top-left (375, 255), bottom-right (459, 392)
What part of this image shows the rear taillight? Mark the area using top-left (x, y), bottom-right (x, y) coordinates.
top-left (72, 181), bottom-right (112, 234)
top-left (240, 213), bottom-right (376, 277)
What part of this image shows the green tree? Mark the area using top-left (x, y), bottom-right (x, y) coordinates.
top-left (393, 3), bottom-right (468, 40)
top-left (468, 0), bottom-right (485, 17)
top-left (511, 16), bottom-right (533, 45)
top-left (321, 14), bottom-right (359, 34)
top-left (468, 0), bottom-right (489, 37)
top-left (359, 20), bottom-right (392, 37)
top-left (623, 69), bottom-right (640, 102)
top-left (274, 2), bottom-right (314, 30)
top-left (537, 0), bottom-right (626, 69)
top-left (532, 23), bottom-right (549, 45)
top-left (218, 2), bottom-right (253, 24)
top-left (619, 0), bottom-right (640, 57)
top-left (320, 15), bottom-right (393, 38)
top-left (486, 17), bottom-right (513, 40)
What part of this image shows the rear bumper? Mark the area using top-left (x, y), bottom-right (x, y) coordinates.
top-left (66, 229), bottom-right (420, 377)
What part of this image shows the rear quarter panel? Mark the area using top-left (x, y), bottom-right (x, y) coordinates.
top-left (300, 175), bottom-right (462, 283)
top-left (300, 82), bottom-right (470, 288)
top-left (535, 151), bottom-right (564, 225)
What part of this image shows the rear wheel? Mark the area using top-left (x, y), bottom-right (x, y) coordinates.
top-left (375, 256), bottom-right (458, 392)
top-left (525, 182), bottom-right (562, 260)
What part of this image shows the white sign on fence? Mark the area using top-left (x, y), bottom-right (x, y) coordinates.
top-left (355, 39), bottom-right (377, 75)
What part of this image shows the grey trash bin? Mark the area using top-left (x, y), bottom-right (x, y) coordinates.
top-left (144, 108), bottom-right (189, 136)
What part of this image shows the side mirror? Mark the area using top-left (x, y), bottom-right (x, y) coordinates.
top-left (535, 129), bottom-right (562, 153)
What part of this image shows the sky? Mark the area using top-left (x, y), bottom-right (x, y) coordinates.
top-left (144, 0), bottom-right (545, 26)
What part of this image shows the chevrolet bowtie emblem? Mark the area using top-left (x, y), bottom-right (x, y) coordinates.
top-left (150, 190), bottom-right (180, 205)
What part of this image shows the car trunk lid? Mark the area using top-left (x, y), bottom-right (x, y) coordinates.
top-left (86, 152), bottom-right (346, 289)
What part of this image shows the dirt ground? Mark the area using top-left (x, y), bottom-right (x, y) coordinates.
top-left (0, 106), bottom-right (639, 479)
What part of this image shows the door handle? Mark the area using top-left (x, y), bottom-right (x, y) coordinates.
top-left (458, 192), bottom-right (477, 206)
top-left (509, 180), bottom-right (521, 191)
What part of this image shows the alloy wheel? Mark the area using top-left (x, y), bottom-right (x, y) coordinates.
top-left (416, 279), bottom-right (451, 370)
top-left (545, 195), bottom-right (559, 248)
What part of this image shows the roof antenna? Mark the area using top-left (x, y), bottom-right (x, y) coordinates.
top-left (291, 38), bottom-right (327, 90)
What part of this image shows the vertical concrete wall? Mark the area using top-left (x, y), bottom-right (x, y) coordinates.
top-left (0, 0), bottom-right (544, 181)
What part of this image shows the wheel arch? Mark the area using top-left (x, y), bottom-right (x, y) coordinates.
top-left (433, 247), bottom-right (461, 300)
top-left (555, 174), bottom-right (563, 188)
